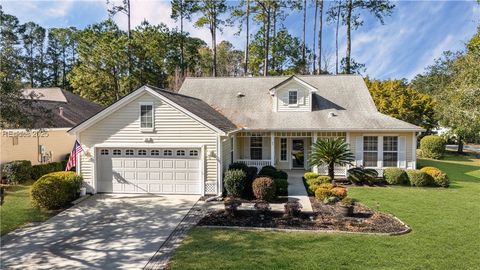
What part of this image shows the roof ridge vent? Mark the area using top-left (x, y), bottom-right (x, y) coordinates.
top-left (237, 92), bottom-right (245, 98)
top-left (329, 112), bottom-right (337, 117)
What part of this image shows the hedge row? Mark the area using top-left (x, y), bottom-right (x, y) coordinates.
top-left (383, 167), bottom-right (449, 187)
top-left (1, 159), bottom-right (69, 184)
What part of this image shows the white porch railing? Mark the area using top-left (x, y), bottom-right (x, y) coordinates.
top-left (317, 165), bottom-right (348, 176)
top-left (236, 159), bottom-right (273, 170)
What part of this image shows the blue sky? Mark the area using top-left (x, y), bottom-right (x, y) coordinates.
top-left (2, 0), bottom-right (479, 80)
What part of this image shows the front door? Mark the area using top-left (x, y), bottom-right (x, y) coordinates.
top-left (291, 139), bottom-right (305, 169)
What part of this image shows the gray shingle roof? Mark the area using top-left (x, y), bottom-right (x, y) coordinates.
top-left (21, 89), bottom-right (103, 129)
top-left (178, 75), bottom-right (424, 132)
top-left (147, 85), bottom-right (237, 133)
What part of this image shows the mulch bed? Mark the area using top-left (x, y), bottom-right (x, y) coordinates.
top-left (198, 198), bottom-right (409, 234)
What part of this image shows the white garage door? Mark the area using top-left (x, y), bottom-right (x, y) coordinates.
top-left (97, 148), bottom-right (201, 194)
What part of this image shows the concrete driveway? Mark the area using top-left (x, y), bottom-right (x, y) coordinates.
top-left (0, 194), bottom-right (199, 270)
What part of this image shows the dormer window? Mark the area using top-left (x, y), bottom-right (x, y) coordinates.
top-left (288, 91), bottom-right (298, 105)
top-left (140, 102), bottom-right (154, 131)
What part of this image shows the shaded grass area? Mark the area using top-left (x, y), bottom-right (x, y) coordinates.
top-left (170, 152), bottom-right (480, 269)
top-left (0, 181), bottom-right (54, 235)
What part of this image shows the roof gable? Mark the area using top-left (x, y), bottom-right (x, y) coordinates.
top-left (68, 86), bottom-right (236, 134)
top-left (269, 75), bottom-right (317, 95)
top-left (179, 75), bottom-right (424, 132)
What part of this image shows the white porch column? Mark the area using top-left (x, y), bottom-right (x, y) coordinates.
top-left (270, 132), bottom-right (275, 166)
top-left (232, 133), bottom-right (237, 162)
top-left (312, 132), bottom-right (318, 173)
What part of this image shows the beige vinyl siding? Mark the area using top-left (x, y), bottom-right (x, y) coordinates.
top-left (275, 80), bottom-right (312, 112)
top-left (348, 132), bottom-right (416, 169)
top-left (78, 92), bottom-right (219, 192)
top-left (1, 129), bottom-right (74, 166)
top-left (221, 136), bottom-right (231, 172)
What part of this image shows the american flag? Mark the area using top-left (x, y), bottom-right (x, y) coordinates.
top-left (65, 140), bottom-right (83, 171)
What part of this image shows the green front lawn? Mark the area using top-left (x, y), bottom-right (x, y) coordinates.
top-left (0, 181), bottom-right (54, 235)
top-left (170, 151), bottom-right (480, 269)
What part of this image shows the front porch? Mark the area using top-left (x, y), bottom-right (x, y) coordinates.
top-left (232, 131), bottom-right (348, 176)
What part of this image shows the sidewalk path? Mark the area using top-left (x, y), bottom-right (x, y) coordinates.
top-left (286, 170), bottom-right (313, 213)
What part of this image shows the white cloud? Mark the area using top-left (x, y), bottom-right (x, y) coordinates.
top-left (108, 0), bottom-right (242, 48)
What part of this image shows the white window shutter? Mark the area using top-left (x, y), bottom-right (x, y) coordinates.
top-left (398, 136), bottom-right (406, 168)
top-left (245, 138), bottom-right (250, 159)
top-left (282, 91), bottom-right (289, 105)
top-left (298, 91), bottom-right (305, 105)
top-left (262, 136), bottom-right (269, 159)
top-left (355, 136), bottom-right (363, 167)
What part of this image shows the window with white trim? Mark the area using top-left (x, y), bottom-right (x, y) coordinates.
top-left (288, 91), bottom-right (298, 105)
top-left (163, 150), bottom-right (172, 156)
top-left (250, 137), bottom-right (262, 160)
top-left (383, 136), bottom-right (398, 167)
top-left (138, 149), bottom-right (147, 155)
top-left (150, 150), bottom-right (160, 156)
top-left (100, 149), bottom-right (109, 155)
top-left (126, 149), bottom-right (134, 156)
top-left (176, 150), bottom-right (185, 156)
top-left (189, 150), bottom-right (199, 157)
top-left (280, 138), bottom-right (287, 161)
top-left (140, 103), bottom-right (153, 130)
top-left (363, 136), bottom-right (378, 167)
top-left (113, 149), bottom-right (121, 155)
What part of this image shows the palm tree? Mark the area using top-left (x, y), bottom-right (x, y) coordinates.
top-left (309, 138), bottom-right (354, 181)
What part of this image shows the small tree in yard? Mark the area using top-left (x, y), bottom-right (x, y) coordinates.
top-left (310, 138), bottom-right (354, 181)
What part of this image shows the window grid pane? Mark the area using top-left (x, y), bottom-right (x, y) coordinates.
top-left (250, 137), bottom-right (263, 160)
top-left (288, 91), bottom-right (298, 104)
top-left (140, 105), bottom-right (153, 128)
top-left (363, 152), bottom-right (377, 167)
top-left (280, 138), bottom-right (287, 161)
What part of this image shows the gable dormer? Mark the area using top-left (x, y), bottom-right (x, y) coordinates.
top-left (269, 76), bottom-right (317, 112)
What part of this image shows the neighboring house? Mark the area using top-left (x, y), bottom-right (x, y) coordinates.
top-left (0, 88), bottom-right (102, 166)
top-left (69, 75), bottom-right (424, 195)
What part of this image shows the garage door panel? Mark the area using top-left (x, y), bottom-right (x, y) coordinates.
top-left (162, 172), bottom-right (173, 180)
top-left (97, 148), bottom-right (201, 194)
top-left (112, 159), bottom-right (123, 167)
top-left (188, 160), bottom-right (199, 169)
top-left (137, 172), bottom-right (148, 180)
top-left (125, 160), bottom-right (135, 168)
top-left (162, 160), bottom-right (173, 168)
top-left (175, 172), bottom-right (186, 181)
top-left (149, 172), bottom-right (161, 180)
top-left (175, 160), bottom-right (187, 169)
top-left (188, 172), bottom-right (200, 181)
top-left (149, 160), bottom-right (161, 168)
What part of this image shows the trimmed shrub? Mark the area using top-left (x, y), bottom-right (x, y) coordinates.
top-left (309, 182), bottom-right (333, 194)
top-left (306, 176), bottom-right (331, 188)
top-left (31, 171), bottom-right (82, 210)
top-left (420, 135), bottom-right (446, 159)
top-left (228, 162), bottom-right (249, 173)
top-left (331, 186), bottom-right (347, 199)
top-left (420, 166), bottom-right (450, 187)
top-left (1, 160), bottom-right (32, 184)
top-left (274, 178), bottom-right (288, 196)
top-left (383, 168), bottom-right (408, 185)
top-left (258, 166), bottom-right (277, 178)
top-left (347, 167), bottom-right (379, 185)
top-left (304, 172), bottom-right (319, 181)
top-left (242, 166), bottom-right (258, 198)
top-left (252, 177), bottom-right (276, 202)
top-left (315, 188), bottom-right (336, 201)
top-left (274, 170), bottom-right (288, 180)
top-left (284, 201), bottom-right (302, 218)
top-left (30, 162), bottom-right (64, 181)
top-left (224, 169), bottom-right (246, 197)
top-left (406, 169), bottom-right (432, 187)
